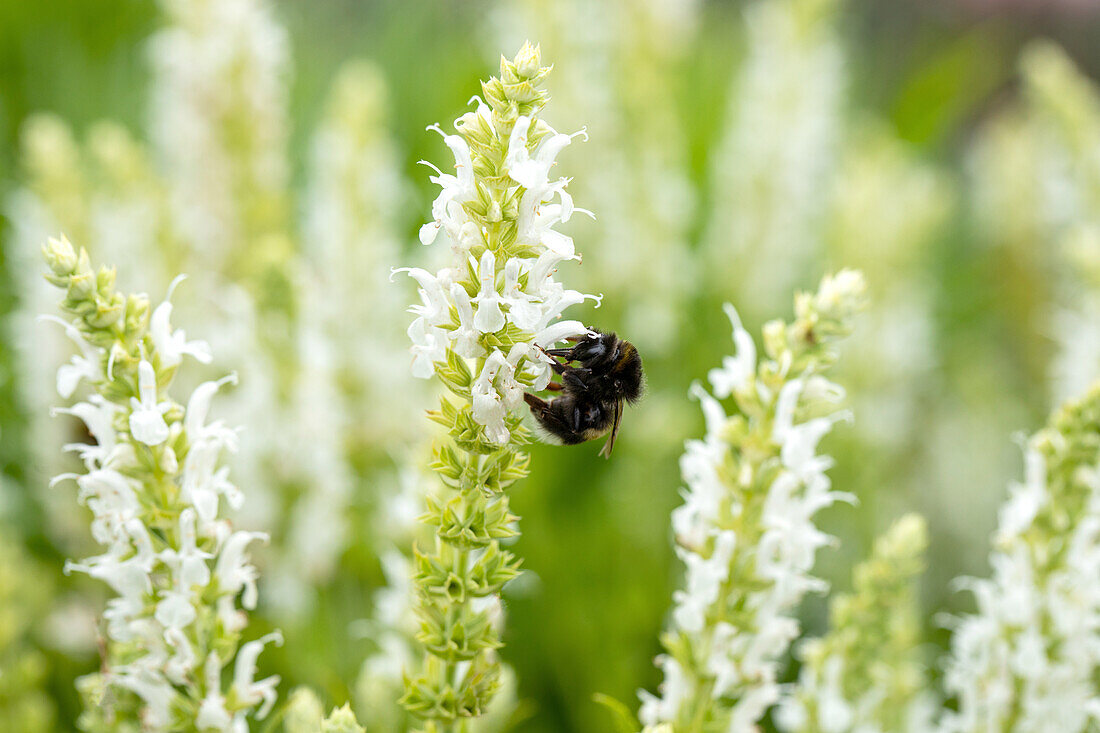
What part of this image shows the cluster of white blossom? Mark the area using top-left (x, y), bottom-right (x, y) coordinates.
top-left (303, 60), bottom-right (416, 447)
top-left (149, 0), bottom-right (290, 268)
top-left (941, 384), bottom-right (1100, 733)
top-left (826, 125), bottom-right (949, 450)
top-left (44, 237), bottom-right (280, 731)
top-left (398, 106), bottom-right (597, 442)
top-left (777, 514), bottom-right (936, 733)
top-left (1019, 44), bottom-right (1100, 407)
top-left (640, 271), bottom-right (865, 730)
top-left (969, 44), bottom-right (1100, 411)
top-left (704, 0), bottom-right (844, 315)
top-left (148, 0), bottom-right (420, 619)
top-left (11, 0), bottom-right (425, 640)
top-left (8, 117), bottom-right (176, 561)
top-left (397, 44), bottom-right (596, 724)
top-left (494, 0), bottom-right (699, 356)
top-left (261, 60), bottom-right (424, 610)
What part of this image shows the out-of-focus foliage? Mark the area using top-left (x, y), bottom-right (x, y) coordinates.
top-left (0, 533), bottom-right (55, 731)
top-left (3, 0), bottom-right (1100, 732)
top-left (778, 514), bottom-right (934, 733)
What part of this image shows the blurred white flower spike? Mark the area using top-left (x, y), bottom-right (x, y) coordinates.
top-left (777, 514), bottom-right (936, 733)
top-left (942, 383), bottom-right (1100, 733)
top-left (41, 235), bottom-right (279, 732)
top-left (640, 270), bottom-right (865, 731)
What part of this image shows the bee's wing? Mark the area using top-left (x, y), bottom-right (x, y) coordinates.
top-left (599, 399), bottom-right (625, 459)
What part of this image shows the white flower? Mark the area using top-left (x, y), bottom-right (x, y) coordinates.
top-left (394, 266), bottom-right (452, 326)
top-left (197, 652), bottom-right (233, 731)
top-left (69, 468), bottom-right (142, 544)
top-left (151, 276), bottom-right (213, 368)
top-left (472, 250), bottom-right (506, 334)
top-left (505, 115), bottom-right (573, 190)
top-left (507, 115), bottom-right (588, 260)
top-left (448, 283), bottom-right (483, 358)
top-left (184, 374), bottom-right (240, 448)
top-left (406, 318), bottom-right (448, 379)
top-left (501, 258), bottom-right (542, 330)
top-left (638, 655), bottom-right (691, 727)
top-left (65, 518), bottom-right (157, 599)
top-left (472, 352), bottom-right (511, 445)
top-left (533, 319), bottom-right (590, 348)
top-left (215, 530), bottom-right (267, 610)
top-left (155, 510), bottom-right (212, 630)
top-left (180, 440), bottom-right (227, 523)
top-left (689, 380), bottom-right (729, 438)
top-left (129, 360), bottom-right (171, 445)
top-left (40, 315), bottom-right (101, 397)
top-left (707, 303), bottom-right (756, 398)
top-left (671, 530), bottom-right (736, 632)
top-left (530, 284), bottom-right (599, 334)
top-left (231, 632), bottom-right (284, 719)
top-left (773, 379), bottom-right (851, 479)
top-left (54, 395), bottom-right (121, 468)
top-left (418, 125), bottom-right (476, 245)
top-left (997, 446), bottom-right (1048, 542)
top-left (164, 627), bottom-right (196, 685)
top-left (112, 666), bottom-right (175, 730)
top-left (393, 267), bottom-right (454, 378)
top-left (672, 439), bottom-right (727, 551)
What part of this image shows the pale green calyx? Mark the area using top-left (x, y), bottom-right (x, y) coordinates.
top-left (322, 704), bottom-right (367, 733)
top-left (284, 688), bottom-right (326, 733)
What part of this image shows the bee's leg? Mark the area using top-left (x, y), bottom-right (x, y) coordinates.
top-left (523, 392), bottom-right (552, 414)
top-left (540, 342), bottom-right (591, 361)
top-left (545, 358), bottom-right (569, 376)
top-left (546, 381), bottom-right (563, 391)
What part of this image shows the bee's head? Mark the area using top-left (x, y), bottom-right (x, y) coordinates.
top-left (610, 341), bottom-right (644, 402)
top-left (571, 329), bottom-right (615, 362)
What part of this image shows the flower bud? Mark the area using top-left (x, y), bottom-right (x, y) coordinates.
top-left (66, 271), bottom-right (95, 301)
top-left (512, 41), bottom-right (542, 78)
top-left (320, 703), bottom-right (365, 733)
top-left (42, 235), bottom-right (78, 276)
top-left (284, 688), bottom-right (324, 733)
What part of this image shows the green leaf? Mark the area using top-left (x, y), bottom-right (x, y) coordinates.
top-left (591, 693), bottom-right (639, 733)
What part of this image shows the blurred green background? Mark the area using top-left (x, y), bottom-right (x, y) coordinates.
top-left (3, 0), bottom-right (1100, 731)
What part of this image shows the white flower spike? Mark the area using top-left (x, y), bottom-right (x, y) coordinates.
top-left (640, 271), bottom-right (864, 731)
top-left (43, 237), bottom-right (279, 730)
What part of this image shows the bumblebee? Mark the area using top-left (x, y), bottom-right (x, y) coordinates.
top-left (523, 329), bottom-right (644, 458)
